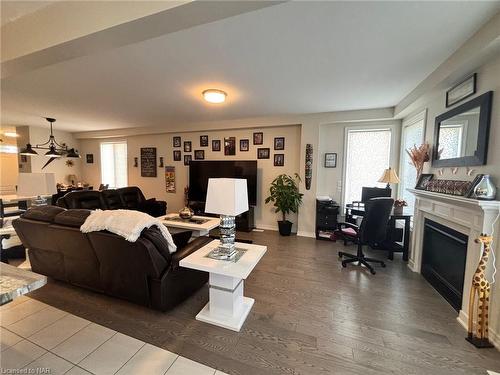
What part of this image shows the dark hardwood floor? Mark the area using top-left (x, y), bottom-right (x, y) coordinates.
top-left (27, 231), bottom-right (500, 374)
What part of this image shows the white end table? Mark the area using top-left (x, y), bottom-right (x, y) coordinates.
top-left (179, 240), bottom-right (266, 332)
top-left (161, 214), bottom-right (220, 237)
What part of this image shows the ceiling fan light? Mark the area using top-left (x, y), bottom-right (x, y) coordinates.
top-left (19, 144), bottom-right (38, 156)
top-left (202, 89), bottom-right (227, 104)
top-left (45, 146), bottom-right (62, 157)
top-left (66, 148), bottom-right (81, 158)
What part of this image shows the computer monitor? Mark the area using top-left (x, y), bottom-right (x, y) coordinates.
top-left (361, 187), bottom-right (392, 203)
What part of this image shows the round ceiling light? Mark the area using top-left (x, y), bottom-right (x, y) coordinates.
top-left (202, 89), bottom-right (227, 104)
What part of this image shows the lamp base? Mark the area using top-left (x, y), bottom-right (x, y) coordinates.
top-left (208, 247), bottom-right (238, 260)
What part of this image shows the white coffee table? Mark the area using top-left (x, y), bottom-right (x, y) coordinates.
top-left (179, 240), bottom-right (266, 332)
top-left (161, 214), bottom-right (220, 237)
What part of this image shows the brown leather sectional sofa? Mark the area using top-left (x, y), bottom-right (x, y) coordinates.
top-left (56, 186), bottom-right (167, 217)
top-left (13, 205), bottom-right (210, 311)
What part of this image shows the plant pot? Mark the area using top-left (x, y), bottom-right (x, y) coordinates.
top-left (393, 206), bottom-right (404, 215)
top-left (278, 220), bottom-right (293, 236)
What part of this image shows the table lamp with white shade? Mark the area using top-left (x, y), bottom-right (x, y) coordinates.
top-left (204, 178), bottom-right (248, 260)
top-left (378, 167), bottom-right (400, 189)
top-left (17, 173), bottom-right (57, 205)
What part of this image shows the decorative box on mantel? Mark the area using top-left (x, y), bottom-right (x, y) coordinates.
top-left (408, 188), bottom-right (500, 348)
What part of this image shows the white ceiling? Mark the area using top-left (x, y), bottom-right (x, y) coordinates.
top-left (1, 1), bottom-right (499, 132)
top-left (1, 1), bottom-right (55, 26)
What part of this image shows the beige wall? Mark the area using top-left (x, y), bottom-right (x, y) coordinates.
top-left (80, 125), bottom-right (301, 231)
top-left (402, 53), bottom-right (500, 183)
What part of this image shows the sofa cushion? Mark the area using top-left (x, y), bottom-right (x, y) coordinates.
top-left (101, 190), bottom-right (123, 210)
top-left (21, 206), bottom-right (66, 223)
top-left (63, 191), bottom-right (105, 210)
top-left (54, 209), bottom-right (92, 227)
top-left (117, 187), bottom-right (145, 209)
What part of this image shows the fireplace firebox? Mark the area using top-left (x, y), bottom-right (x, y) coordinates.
top-left (422, 219), bottom-right (468, 311)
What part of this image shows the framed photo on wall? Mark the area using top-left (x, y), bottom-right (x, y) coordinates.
top-left (446, 73), bottom-right (476, 107)
top-left (324, 153), bottom-right (337, 168)
top-left (257, 148), bottom-right (270, 159)
top-left (240, 139), bottom-right (249, 151)
top-left (184, 155), bottom-right (192, 166)
top-left (184, 141), bottom-right (192, 152)
top-left (212, 139), bottom-right (221, 151)
top-left (86, 154), bottom-right (94, 164)
top-left (173, 150), bottom-right (181, 161)
top-left (173, 136), bottom-right (181, 148)
top-left (140, 147), bottom-right (157, 177)
top-left (274, 154), bottom-right (284, 166)
top-left (274, 137), bottom-right (285, 150)
top-left (200, 135), bottom-right (209, 147)
top-left (253, 132), bottom-right (263, 145)
top-left (194, 150), bottom-right (205, 160)
top-left (224, 137), bottom-right (236, 155)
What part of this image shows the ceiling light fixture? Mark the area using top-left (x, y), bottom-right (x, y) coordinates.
top-left (202, 89), bottom-right (227, 104)
top-left (19, 117), bottom-right (80, 158)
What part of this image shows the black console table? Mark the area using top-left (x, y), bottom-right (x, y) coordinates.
top-left (316, 199), bottom-right (340, 240)
top-left (345, 204), bottom-right (412, 261)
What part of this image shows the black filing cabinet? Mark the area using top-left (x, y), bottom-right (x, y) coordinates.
top-left (316, 199), bottom-right (340, 240)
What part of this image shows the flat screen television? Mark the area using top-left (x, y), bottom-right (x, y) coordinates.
top-left (188, 160), bottom-right (258, 206)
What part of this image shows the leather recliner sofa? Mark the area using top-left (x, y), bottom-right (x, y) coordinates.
top-left (13, 205), bottom-right (210, 311)
top-left (56, 186), bottom-right (166, 217)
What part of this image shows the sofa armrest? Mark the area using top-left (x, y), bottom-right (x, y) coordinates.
top-left (171, 236), bottom-right (213, 270)
top-left (138, 199), bottom-right (167, 217)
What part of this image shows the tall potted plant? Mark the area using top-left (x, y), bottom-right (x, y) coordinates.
top-left (265, 173), bottom-right (303, 236)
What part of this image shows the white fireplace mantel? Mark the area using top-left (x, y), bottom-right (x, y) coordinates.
top-left (409, 188), bottom-right (500, 348)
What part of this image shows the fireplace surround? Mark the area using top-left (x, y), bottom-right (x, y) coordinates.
top-left (409, 188), bottom-right (500, 347)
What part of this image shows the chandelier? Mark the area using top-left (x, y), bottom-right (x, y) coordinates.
top-left (19, 118), bottom-right (80, 158)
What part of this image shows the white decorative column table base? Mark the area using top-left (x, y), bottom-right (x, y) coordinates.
top-left (180, 240), bottom-right (266, 332)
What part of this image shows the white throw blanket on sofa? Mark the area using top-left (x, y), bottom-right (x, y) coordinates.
top-left (80, 209), bottom-right (177, 253)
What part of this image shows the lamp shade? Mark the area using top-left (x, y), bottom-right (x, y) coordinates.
top-left (204, 178), bottom-right (249, 216)
top-left (17, 173), bottom-right (57, 196)
top-left (19, 144), bottom-right (38, 156)
top-left (378, 167), bottom-right (400, 184)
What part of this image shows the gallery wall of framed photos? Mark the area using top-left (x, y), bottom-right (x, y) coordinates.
top-left (78, 125), bottom-right (301, 230)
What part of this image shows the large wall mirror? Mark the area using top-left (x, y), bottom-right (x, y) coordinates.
top-left (433, 91), bottom-right (493, 167)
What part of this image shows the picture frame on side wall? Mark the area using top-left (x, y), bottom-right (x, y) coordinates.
top-left (86, 154), bottom-right (94, 164)
top-left (212, 140), bottom-right (221, 151)
top-left (194, 150), bottom-right (205, 160)
top-left (184, 155), bottom-right (192, 166)
top-left (173, 150), bottom-right (181, 161)
top-left (274, 137), bottom-right (285, 150)
top-left (257, 148), bottom-right (270, 159)
top-left (184, 141), bottom-right (192, 153)
top-left (200, 135), bottom-right (209, 147)
top-left (224, 137), bottom-right (236, 155)
top-left (274, 154), bottom-right (284, 166)
top-left (446, 73), bottom-right (476, 107)
top-left (324, 153), bottom-right (337, 168)
top-left (240, 139), bottom-right (249, 151)
top-left (173, 136), bottom-right (181, 148)
top-left (253, 132), bottom-right (263, 145)
top-left (415, 173), bottom-right (434, 190)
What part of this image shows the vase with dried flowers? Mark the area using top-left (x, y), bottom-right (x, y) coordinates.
top-left (393, 199), bottom-right (407, 215)
top-left (406, 143), bottom-right (430, 181)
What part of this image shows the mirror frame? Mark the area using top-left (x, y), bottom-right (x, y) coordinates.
top-left (432, 90), bottom-right (493, 167)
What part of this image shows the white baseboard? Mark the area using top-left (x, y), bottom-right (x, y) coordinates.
top-left (407, 259), bottom-right (417, 272)
top-left (297, 231), bottom-right (315, 238)
top-left (457, 310), bottom-right (500, 350)
top-left (254, 224), bottom-right (277, 231)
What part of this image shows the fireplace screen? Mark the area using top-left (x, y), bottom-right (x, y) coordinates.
top-left (422, 219), bottom-right (468, 311)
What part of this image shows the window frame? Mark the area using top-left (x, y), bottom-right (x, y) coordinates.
top-left (100, 140), bottom-right (128, 189)
top-left (341, 124), bottom-right (398, 209)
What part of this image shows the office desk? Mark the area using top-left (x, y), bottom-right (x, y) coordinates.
top-left (345, 204), bottom-right (412, 261)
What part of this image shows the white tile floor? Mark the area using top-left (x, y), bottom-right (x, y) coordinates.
top-left (1, 296), bottom-right (228, 375)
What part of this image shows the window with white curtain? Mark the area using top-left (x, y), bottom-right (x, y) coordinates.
top-left (100, 141), bottom-right (128, 188)
top-left (399, 111), bottom-right (426, 214)
top-left (343, 128), bottom-right (392, 206)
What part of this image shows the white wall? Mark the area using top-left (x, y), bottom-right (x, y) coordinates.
top-left (80, 125), bottom-right (301, 231)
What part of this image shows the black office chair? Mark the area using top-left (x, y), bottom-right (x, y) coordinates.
top-left (336, 197), bottom-right (394, 275)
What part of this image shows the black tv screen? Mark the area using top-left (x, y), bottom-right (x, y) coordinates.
top-left (189, 160), bottom-right (258, 206)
